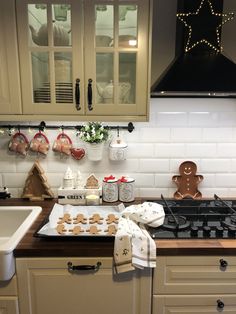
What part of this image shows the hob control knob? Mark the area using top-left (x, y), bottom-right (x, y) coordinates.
top-left (217, 299), bottom-right (224, 309)
top-left (215, 226), bottom-right (224, 237)
top-left (190, 226), bottom-right (198, 237)
top-left (203, 226), bottom-right (211, 237)
top-left (219, 259), bottom-right (228, 268)
top-left (228, 227), bottom-right (236, 237)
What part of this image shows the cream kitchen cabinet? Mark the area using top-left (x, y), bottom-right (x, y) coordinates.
top-left (152, 255), bottom-right (236, 314)
top-left (0, 0), bottom-right (21, 116)
top-left (16, 257), bottom-right (151, 314)
top-left (15, 0), bottom-right (151, 122)
top-left (0, 275), bottom-right (19, 314)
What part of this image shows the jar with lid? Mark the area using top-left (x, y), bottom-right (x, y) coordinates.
top-left (102, 175), bottom-right (118, 202)
top-left (119, 176), bottom-right (135, 202)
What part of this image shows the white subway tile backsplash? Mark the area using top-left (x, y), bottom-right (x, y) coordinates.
top-left (186, 144), bottom-right (217, 158)
top-left (155, 174), bottom-right (174, 188)
top-left (155, 143), bottom-right (186, 158)
top-left (131, 174), bottom-right (155, 187)
top-left (140, 128), bottom-right (171, 142)
top-left (2, 99), bottom-right (236, 197)
top-left (217, 143), bottom-right (236, 157)
top-left (171, 128), bottom-right (202, 142)
top-left (3, 173), bottom-right (27, 188)
top-left (201, 159), bottom-right (231, 173)
top-left (128, 143), bottom-right (155, 158)
top-left (216, 174), bottom-right (236, 187)
top-left (188, 112), bottom-right (218, 127)
top-left (203, 128), bottom-right (233, 142)
top-left (155, 112), bottom-right (188, 127)
top-left (139, 159), bottom-right (169, 173)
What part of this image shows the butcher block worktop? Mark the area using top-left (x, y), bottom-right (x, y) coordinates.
top-left (0, 199), bottom-right (236, 257)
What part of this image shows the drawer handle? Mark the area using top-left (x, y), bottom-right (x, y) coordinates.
top-left (217, 299), bottom-right (224, 309)
top-left (67, 261), bottom-right (101, 272)
top-left (219, 259), bottom-right (228, 268)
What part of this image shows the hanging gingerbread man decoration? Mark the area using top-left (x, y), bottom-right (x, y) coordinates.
top-left (172, 161), bottom-right (203, 199)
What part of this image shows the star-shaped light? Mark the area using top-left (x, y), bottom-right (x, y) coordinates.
top-left (177, 0), bottom-right (234, 53)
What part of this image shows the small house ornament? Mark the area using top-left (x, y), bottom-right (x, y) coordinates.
top-left (63, 167), bottom-right (75, 189)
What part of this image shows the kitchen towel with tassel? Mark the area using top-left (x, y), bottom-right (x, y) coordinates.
top-left (114, 202), bottom-right (165, 273)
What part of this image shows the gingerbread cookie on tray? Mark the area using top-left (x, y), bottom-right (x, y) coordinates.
top-left (172, 161), bottom-right (203, 200)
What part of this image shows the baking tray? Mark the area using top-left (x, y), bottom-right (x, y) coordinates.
top-left (34, 203), bottom-right (124, 239)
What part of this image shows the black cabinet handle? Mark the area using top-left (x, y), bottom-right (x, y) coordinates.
top-left (67, 261), bottom-right (101, 272)
top-left (87, 78), bottom-right (93, 111)
top-left (219, 259), bottom-right (228, 268)
top-left (217, 299), bottom-right (225, 309)
top-left (75, 78), bottom-right (81, 110)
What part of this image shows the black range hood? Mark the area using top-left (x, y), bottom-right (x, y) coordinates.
top-left (151, 0), bottom-right (236, 97)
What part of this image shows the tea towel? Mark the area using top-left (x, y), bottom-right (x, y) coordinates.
top-left (114, 202), bottom-right (165, 273)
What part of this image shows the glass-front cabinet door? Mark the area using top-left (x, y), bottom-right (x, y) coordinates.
top-left (84, 0), bottom-right (150, 117)
top-left (17, 0), bottom-right (84, 115)
top-left (16, 0), bottom-right (150, 119)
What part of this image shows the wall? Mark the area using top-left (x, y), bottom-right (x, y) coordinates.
top-left (1, 97), bottom-right (236, 199)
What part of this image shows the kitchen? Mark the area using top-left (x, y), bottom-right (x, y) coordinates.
top-left (1, 0), bottom-right (236, 313)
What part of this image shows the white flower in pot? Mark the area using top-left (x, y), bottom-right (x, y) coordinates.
top-left (79, 122), bottom-right (109, 161)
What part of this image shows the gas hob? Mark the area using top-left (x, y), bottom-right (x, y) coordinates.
top-left (148, 195), bottom-right (236, 239)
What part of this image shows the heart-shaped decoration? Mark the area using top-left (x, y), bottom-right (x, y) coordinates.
top-left (71, 148), bottom-right (85, 160)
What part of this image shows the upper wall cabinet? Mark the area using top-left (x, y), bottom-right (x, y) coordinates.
top-left (0, 0), bottom-right (21, 115)
top-left (151, 0), bottom-right (236, 97)
top-left (16, 0), bottom-right (151, 121)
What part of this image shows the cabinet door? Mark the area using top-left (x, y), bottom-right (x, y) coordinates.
top-left (16, 257), bottom-right (151, 314)
top-left (16, 0), bottom-right (85, 116)
top-left (0, 297), bottom-right (19, 314)
top-left (153, 295), bottom-right (236, 314)
top-left (84, 0), bottom-right (150, 117)
top-left (0, 0), bottom-right (21, 115)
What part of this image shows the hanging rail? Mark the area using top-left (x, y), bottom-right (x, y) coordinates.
top-left (0, 121), bottom-right (135, 133)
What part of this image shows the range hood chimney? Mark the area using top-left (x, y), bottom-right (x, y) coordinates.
top-left (151, 0), bottom-right (236, 97)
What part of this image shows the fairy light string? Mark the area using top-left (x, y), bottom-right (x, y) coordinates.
top-left (176, 0), bottom-right (234, 53)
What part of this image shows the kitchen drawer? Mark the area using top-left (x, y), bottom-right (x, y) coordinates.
top-left (153, 295), bottom-right (236, 314)
top-left (153, 256), bottom-right (236, 294)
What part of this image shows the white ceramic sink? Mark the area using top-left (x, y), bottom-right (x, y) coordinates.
top-left (0, 206), bottom-right (42, 281)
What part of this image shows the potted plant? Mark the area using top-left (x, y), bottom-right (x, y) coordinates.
top-left (79, 122), bottom-right (109, 161)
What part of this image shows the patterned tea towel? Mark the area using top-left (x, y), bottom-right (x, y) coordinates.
top-left (114, 202), bottom-right (165, 273)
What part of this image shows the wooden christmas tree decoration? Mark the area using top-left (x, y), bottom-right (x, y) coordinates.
top-left (22, 160), bottom-right (54, 200)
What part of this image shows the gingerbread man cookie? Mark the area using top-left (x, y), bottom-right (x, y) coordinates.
top-left (172, 161), bottom-right (203, 200)
top-left (105, 225), bottom-right (117, 235)
top-left (58, 213), bottom-right (72, 224)
top-left (69, 226), bottom-right (84, 235)
top-left (86, 226), bottom-right (101, 235)
top-left (89, 213), bottom-right (104, 224)
top-left (73, 213), bottom-right (87, 224)
top-left (56, 224), bottom-right (67, 234)
top-left (106, 214), bottom-right (119, 224)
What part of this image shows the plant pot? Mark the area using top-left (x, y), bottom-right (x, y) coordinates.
top-left (86, 142), bottom-right (104, 161)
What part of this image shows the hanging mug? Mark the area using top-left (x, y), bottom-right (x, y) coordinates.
top-left (30, 132), bottom-right (50, 155)
top-left (53, 132), bottom-right (73, 156)
top-left (9, 132), bottom-right (29, 156)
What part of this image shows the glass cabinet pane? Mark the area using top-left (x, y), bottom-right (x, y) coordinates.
top-left (119, 53), bottom-right (136, 103)
top-left (96, 53), bottom-right (114, 103)
top-left (28, 4), bottom-right (48, 46)
top-left (95, 5), bottom-right (113, 47)
top-left (54, 52), bottom-right (73, 103)
top-left (32, 52), bottom-right (50, 103)
top-left (119, 5), bottom-right (137, 48)
top-left (52, 4), bottom-right (71, 46)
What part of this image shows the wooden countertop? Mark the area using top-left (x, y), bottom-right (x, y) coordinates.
top-left (1, 199), bottom-right (236, 257)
